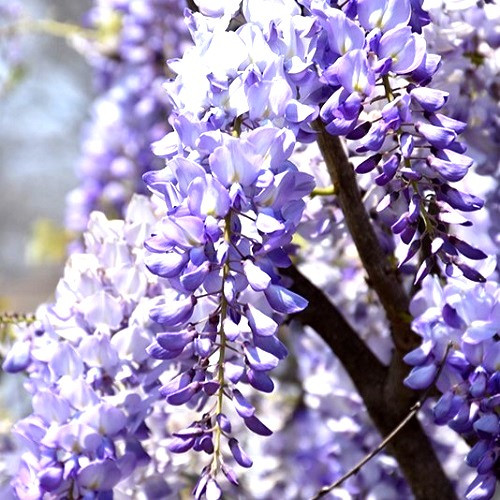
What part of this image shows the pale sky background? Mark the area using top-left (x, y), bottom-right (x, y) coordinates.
top-left (0, 0), bottom-right (92, 310)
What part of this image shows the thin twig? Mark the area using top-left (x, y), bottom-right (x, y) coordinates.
top-left (185, 0), bottom-right (199, 11)
top-left (311, 342), bottom-right (453, 499)
top-left (0, 311), bottom-right (36, 326)
top-left (0, 18), bottom-right (96, 40)
top-left (310, 185), bottom-right (337, 197)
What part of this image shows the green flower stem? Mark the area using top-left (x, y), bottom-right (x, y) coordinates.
top-left (211, 212), bottom-right (232, 475)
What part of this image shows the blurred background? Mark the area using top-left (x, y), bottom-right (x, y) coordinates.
top-left (0, 0), bottom-right (92, 312)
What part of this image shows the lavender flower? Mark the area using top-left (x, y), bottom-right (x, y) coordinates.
top-left (156, 1), bottom-right (319, 153)
top-left (422, 0), bottom-right (500, 264)
top-left (302, 0), bottom-right (489, 283)
top-left (404, 274), bottom-right (499, 499)
top-left (2, 196), bottom-right (183, 498)
top-left (3, 2), bottom-right (497, 499)
top-left (143, 124), bottom-right (313, 493)
top-left (145, 3), bottom-right (497, 494)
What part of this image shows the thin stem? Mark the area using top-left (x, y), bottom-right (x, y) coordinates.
top-left (186, 0), bottom-right (198, 11)
top-left (311, 185), bottom-right (337, 197)
top-left (211, 213), bottom-right (232, 475)
top-left (194, 291), bottom-right (220, 300)
top-left (213, 342), bottom-right (241, 355)
top-left (381, 77), bottom-right (444, 274)
top-left (0, 311), bottom-right (36, 326)
top-left (311, 342), bottom-right (453, 499)
top-left (236, 210), bottom-right (257, 222)
top-left (232, 115), bottom-right (244, 137)
top-left (1, 18), bottom-right (96, 40)
top-left (231, 231), bottom-right (260, 245)
top-left (382, 75), bottom-right (395, 102)
top-left (229, 240), bottom-right (247, 259)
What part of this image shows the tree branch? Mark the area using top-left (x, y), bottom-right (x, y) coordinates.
top-left (313, 406), bottom-right (420, 499)
top-left (286, 266), bottom-right (457, 499)
top-left (283, 265), bottom-right (388, 393)
top-left (310, 121), bottom-right (457, 499)
top-left (314, 119), bottom-right (418, 411)
top-left (314, 120), bottom-right (418, 354)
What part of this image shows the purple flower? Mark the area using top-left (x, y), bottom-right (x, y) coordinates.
top-left (65, 0), bottom-right (190, 232)
top-left (314, 8), bottom-right (365, 56)
top-left (2, 340), bottom-right (31, 373)
top-left (142, 122), bottom-right (312, 487)
top-left (404, 275), bottom-right (500, 495)
top-left (4, 198), bottom-right (174, 498)
top-left (357, 0), bottom-right (411, 32)
top-left (378, 27), bottom-right (426, 74)
top-left (150, 294), bottom-right (196, 327)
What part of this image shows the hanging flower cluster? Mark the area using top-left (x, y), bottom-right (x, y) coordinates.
top-left (424, 0), bottom-right (500, 260)
top-left (143, 124), bottom-right (313, 496)
top-left (155, 0), bottom-right (491, 285)
top-left (2, 196), bottom-right (176, 498)
top-left (300, 0), bottom-right (488, 283)
top-left (138, 0), bottom-right (498, 496)
top-left (425, 0), bottom-right (499, 176)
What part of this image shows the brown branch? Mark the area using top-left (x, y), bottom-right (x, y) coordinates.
top-left (283, 265), bottom-right (387, 393)
top-left (310, 121), bottom-right (457, 499)
top-left (314, 120), bottom-right (417, 354)
top-left (286, 266), bottom-right (457, 499)
top-left (314, 120), bottom-right (418, 411)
